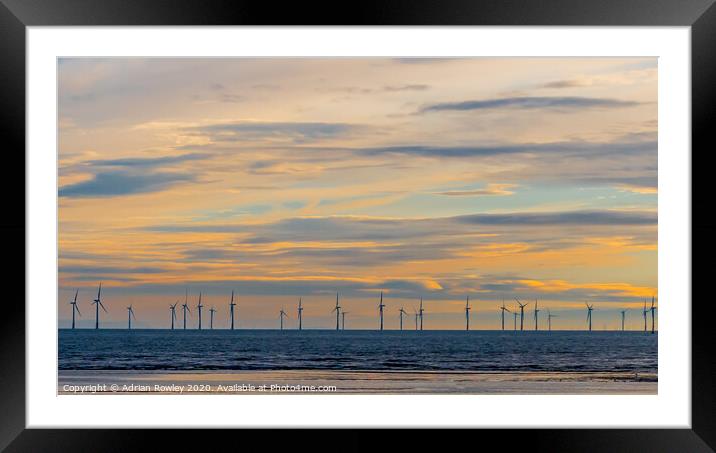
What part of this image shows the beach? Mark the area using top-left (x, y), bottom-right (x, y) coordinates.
top-left (58, 369), bottom-right (657, 395)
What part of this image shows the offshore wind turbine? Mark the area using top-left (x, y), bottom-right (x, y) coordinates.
top-left (413, 308), bottom-right (419, 331)
top-left (169, 302), bottom-right (178, 329)
top-left (642, 299), bottom-right (648, 332)
top-left (331, 293), bottom-right (341, 331)
top-left (547, 309), bottom-right (557, 331)
top-left (465, 296), bottom-right (471, 331)
top-left (399, 307), bottom-right (408, 331)
top-left (499, 299), bottom-right (511, 331)
top-left (297, 298), bottom-right (303, 330)
top-left (69, 289), bottom-right (81, 329)
top-left (126, 304), bottom-right (136, 329)
top-left (279, 307), bottom-right (288, 330)
top-left (378, 291), bottom-right (386, 331)
top-left (515, 298), bottom-right (529, 331)
top-left (91, 283), bottom-right (107, 329)
top-left (585, 302), bottom-right (594, 331)
top-left (229, 290), bottom-right (236, 330)
top-left (341, 311), bottom-right (349, 330)
top-left (650, 296), bottom-right (657, 334)
top-left (620, 309), bottom-right (627, 331)
top-left (418, 298), bottom-right (425, 331)
top-left (196, 293), bottom-right (204, 330)
top-left (209, 306), bottom-right (216, 329)
top-left (513, 310), bottom-right (518, 331)
top-left (534, 300), bottom-right (540, 331)
top-left (181, 290), bottom-right (191, 330)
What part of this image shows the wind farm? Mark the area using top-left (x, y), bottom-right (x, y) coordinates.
top-left (58, 57), bottom-right (658, 395)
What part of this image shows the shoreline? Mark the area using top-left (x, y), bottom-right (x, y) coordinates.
top-left (58, 369), bottom-right (657, 394)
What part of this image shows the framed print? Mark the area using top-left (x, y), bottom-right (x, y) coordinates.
top-left (4, 0), bottom-right (715, 450)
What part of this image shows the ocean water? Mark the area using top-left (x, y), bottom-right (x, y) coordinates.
top-left (58, 329), bottom-right (657, 373)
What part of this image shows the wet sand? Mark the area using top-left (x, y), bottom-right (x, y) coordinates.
top-left (58, 369), bottom-right (657, 394)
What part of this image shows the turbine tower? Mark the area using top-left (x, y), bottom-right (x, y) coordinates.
top-left (69, 289), bottom-right (81, 329)
top-left (620, 309), bottom-right (627, 331)
top-left (297, 298), bottom-right (303, 331)
top-left (650, 296), bottom-right (657, 334)
top-left (547, 309), bottom-right (557, 331)
top-left (586, 303), bottom-right (594, 331)
top-left (515, 298), bottom-right (530, 331)
top-left (197, 293), bottom-right (204, 330)
top-left (91, 283), bottom-right (107, 329)
top-left (413, 308), bottom-right (419, 331)
top-left (342, 311), bottom-right (349, 330)
top-left (279, 307), bottom-right (287, 330)
top-left (229, 290), bottom-right (236, 330)
top-left (127, 304), bottom-right (135, 329)
top-left (642, 299), bottom-right (648, 332)
top-left (418, 298), bottom-right (424, 331)
top-left (378, 291), bottom-right (386, 331)
top-left (499, 299), bottom-right (511, 331)
top-left (331, 293), bottom-right (341, 331)
top-left (209, 306), bottom-right (216, 329)
top-left (181, 290), bottom-right (191, 330)
top-left (534, 300), bottom-right (540, 331)
top-left (513, 311), bottom-right (518, 331)
top-left (399, 307), bottom-right (408, 331)
top-left (465, 296), bottom-right (471, 331)
top-left (169, 302), bottom-right (178, 329)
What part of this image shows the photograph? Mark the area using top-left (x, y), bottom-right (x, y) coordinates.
top-left (57, 56), bottom-right (658, 396)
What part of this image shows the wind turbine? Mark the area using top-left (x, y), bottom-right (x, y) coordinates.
top-left (126, 304), bottom-right (136, 329)
top-left (169, 302), bottom-right (178, 330)
top-left (534, 300), bottom-right (540, 331)
top-left (378, 291), bottom-right (386, 331)
top-left (209, 306), bottom-right (216, 329)
top-left (418, 298), bottom-right (424, 331)
top-left (620, 309), bottom-right (627, 331)
top-left (547, 309), bottom-right (557, 331)
top-left (642, 299), bottom-right (648, 332)
top-left (515, 298), bottom-right (529, 331)
top-left (499, 299), bottom-right (511, 331)
top-left (465, 296), bottom-right (471, 331)
top-left (197, 293), bottom-right (204, 330)
top-left (650, 296), bottom-right (657, 334)
top-left (181, 290), bottom-right (191, 330)
top-left (91, 283), bottom-right (107, 329)
top-left (331, 293), bottom-right (341, 331)
top-left (342, 311), bottom-right (349, 330)
top-left (279, 307), bottom-right (288, 330)
top-left (229, 290), bottom-right (236, 330)
top-left (297, 298), bottom-right (303, 330)
top-left (69, 289), bottom-right (81, 329)
top-left (585, 302), bottom-right (594, 331)
top-left (399, 307), bottom-right (408, 331)
top-left (513, 309), bottom-right (518, 331)
top-left (413, 307), bottom-right (419, 331)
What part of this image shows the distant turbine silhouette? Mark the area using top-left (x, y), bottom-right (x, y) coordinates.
top-left (585, 302), bottom-right (594, 331)
top-left (331, 293), bottom-right (341, 331)
top-left (515, 298), bottom-right (530, 331)
top-left (465, 296), bottom-right (471, 331)
top-left (197, 293), bottom-right (204, 330)
top-left (418, 298), bottom-right (424, 331)
top-left (342, 311), bottom-right (349, 330)
top-left (297, 297), bottom-right (303, 330)
top-left (620, 309), bottom-right (627, 331)
top-left (534, 300), bottom-right (540, 331)
top-left (229, 290), bottom-right (236, 330)
top-left (547, 309), bottom-right (558, 331)
top-left (181, 289), bottom-right (191, 330)
top-left (69, 289), bottom-right (81, 329)
top-left (279, 307), bottom-right (288, 330)
top-left (413, 307), bottom-right (419, 331)
top-left (650, 296), bottom-right (657, 334)
top-left (499, 299), bottom-right (511, 331)
top-left (91, 283), bottom-right (107, 330)
top-left (209, 306), bottom-right (216, 329)
top-left (378, 291), bottom-right (386, 331)
top-left (169, 302), bottom-right (178, 330)
top-left (399, 307), bottom-right (408, 331)
top-left (126, 304), bottom-right (136, 329)
top-left (513, 311), bottom-right (518, 331)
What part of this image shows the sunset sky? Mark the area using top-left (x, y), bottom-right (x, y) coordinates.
top-left (58, 58), bottom-right (657, 330)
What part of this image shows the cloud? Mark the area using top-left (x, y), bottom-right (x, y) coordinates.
top-left (454, 210), bottom-right (656, 226)
top-left (59, 170), bottom-right (194, 198)
top-left (435, 183), bottom-right (516, 197)
top-left (383, 84), bottom-right (430, 92)
top-left (189, 121), bottom-right (359, 143)
top-left (540, 79), bottom-right (591, 89)
top-left (86, 153), bottom-right (209, 169)
top-left (421, 96), bottom-right (641, 113)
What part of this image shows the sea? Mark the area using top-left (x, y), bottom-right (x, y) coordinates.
top-left (58, 329), bottom-right (657, 373)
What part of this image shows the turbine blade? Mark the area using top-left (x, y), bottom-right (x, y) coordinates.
top-left (75, 305), bottom-right (81, 317)
top-left (100, 301), bottom-right (107, 313)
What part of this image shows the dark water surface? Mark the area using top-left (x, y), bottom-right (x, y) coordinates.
top-left (58, 329), bottom-right (657, 373)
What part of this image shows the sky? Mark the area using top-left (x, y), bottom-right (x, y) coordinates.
top-left (58, 57), bottom-right (657, 330)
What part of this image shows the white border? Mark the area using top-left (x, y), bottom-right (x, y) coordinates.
top-left (27, 27), bottom-right (690, 428)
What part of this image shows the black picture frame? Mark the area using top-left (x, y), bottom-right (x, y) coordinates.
top-left (3, 0), bottom-right (714, 450)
